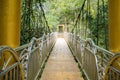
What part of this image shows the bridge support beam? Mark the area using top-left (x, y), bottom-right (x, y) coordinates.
top-left (109, 0), bottom-right (120, 53)
top-left (0, 0), bottom-right (21, 48)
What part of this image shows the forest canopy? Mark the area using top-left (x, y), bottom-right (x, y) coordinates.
top-left (21, 0), bottom-right (108, 49)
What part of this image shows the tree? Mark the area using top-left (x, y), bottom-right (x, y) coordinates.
top-left (21, 0), bottom-right (48, 45)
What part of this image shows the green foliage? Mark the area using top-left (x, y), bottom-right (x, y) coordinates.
top-left (21, 0), bottom-right (48, 45)
top-left (90, 1), bottom-right (108, 49)
top-left (76, 0), bottom-right (108, 49)
top-left (45, 0), bottom-right (83, 31)
top-left (21, 0), bottom-right (109, 49)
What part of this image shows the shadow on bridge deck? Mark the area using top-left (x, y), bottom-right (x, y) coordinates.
top-left (40, 38), bottom-right (84, 80)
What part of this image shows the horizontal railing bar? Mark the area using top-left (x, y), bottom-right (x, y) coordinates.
top-left (15, 44), bottom-right (30, 51)
top-left (0, 62), bottom-right (19, 76)
top-left (110, 66), bottom-right (120, 74)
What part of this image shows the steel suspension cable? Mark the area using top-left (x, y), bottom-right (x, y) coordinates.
top-left (97, 0), bottom-right (100, 45)
top-left (71, 0), bottom-right (86, 33)
top-left (71, 0), bottom-right (108, 49)
top-left (88, 0), bottom-right (91, 38)
top-left (21, 0), bottom-right (51, 44)
top-left (81, 8), bottom-right (84, 38)
top-left (39, 0), bottom-right (51, 34)
top-left (85, 0), bottom-right (89, 39)
top-left (102, 0), bottom-right (108, 49)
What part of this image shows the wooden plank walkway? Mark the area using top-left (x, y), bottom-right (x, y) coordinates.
top-left (40, 38), bottom-right (84, 80)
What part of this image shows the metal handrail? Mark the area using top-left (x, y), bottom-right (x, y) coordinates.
top-left (1, 32), bottom-right (119, 80)
top-left (0, 46), bottom-right (24, 80)
top-left (64, 32), bottom-right (116, 80)
top-left (20, 32), bottom-right (56, 80)
top-left (104, 53), bottom-right (120, 80)
top-left (0, 32), bottom-right (57, 80)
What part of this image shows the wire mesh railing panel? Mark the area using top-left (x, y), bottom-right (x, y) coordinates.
top-left (27, 48), bottom-right (41, 80)
top-left (83, 47), bottom-right (98, 80)
top-left (0, 32), bottom-right (57, 80)
top-left (20, 32), bottom-right (57, 80)
top-left (64, 32), bottom-right (117, 80)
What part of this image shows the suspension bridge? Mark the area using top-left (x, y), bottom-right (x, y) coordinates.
top-left (0, 0), bottom-right (120, 80)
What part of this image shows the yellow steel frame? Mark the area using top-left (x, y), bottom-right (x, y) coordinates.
top-left (0, 0), bottom-right (21, 78)
top-left (0, 0), bottom-right (21, 48)
top-left (109, 0), bottom-right (120, 53)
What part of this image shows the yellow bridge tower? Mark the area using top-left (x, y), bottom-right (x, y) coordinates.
top-left (109, 0), bottom-right (120, 53)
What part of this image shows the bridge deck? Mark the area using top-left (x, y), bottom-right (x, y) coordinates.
top-left (40, 38), bottom-right (84, 80)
